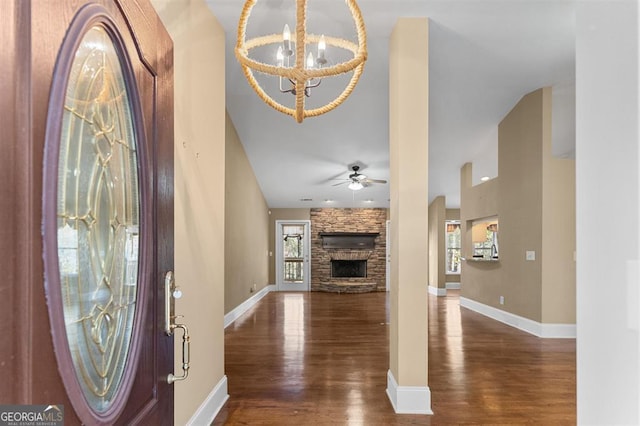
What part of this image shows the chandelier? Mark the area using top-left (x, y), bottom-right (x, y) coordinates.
top-left (235, 0), bottom-right (367, 123)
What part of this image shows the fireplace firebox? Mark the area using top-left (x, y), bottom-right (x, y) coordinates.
top-left (331, 260), bottom-right (367, 278)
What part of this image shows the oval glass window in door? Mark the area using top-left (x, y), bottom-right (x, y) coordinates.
top-left (56, 24), bottom-right (141, 414)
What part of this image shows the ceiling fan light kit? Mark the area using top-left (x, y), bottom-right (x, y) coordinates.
top-left (334, 165), bottom-right (387, 191)
top-left (348, 181), bottom-right (364, 191)
top-left (235, 0), bottom-right (368, 123)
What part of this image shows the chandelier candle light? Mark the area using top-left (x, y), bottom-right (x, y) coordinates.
top-left (235, 0), bottom-right (367, 123)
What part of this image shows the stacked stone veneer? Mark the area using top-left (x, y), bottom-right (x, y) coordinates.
top-left (311, 208), bottom-right (387, 293)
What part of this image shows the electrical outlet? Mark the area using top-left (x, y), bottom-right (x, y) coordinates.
top-left (526, 250), bottom-right (536, 261)
top-left (499, 295), bottom-right (505, 305)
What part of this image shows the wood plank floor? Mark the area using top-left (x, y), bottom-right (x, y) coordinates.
top-left (213, 290), bottom-right (576, 425)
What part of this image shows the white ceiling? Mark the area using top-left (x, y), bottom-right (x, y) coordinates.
top-left (205, 0), bottom-right (576, 208)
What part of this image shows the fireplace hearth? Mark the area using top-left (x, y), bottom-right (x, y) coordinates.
top-left (331, 260), bottom-right (367, 278)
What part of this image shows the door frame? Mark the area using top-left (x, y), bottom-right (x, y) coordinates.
top-left (275, 220), bottom-right (311, 291)
top-left (386, 219), bottom-right (391, 291)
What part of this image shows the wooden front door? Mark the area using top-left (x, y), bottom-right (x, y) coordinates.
top-left (0, 1), bottom-right (174, 424)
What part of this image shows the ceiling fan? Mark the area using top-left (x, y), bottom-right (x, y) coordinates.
top-left (332, 165), bottom-right (387, 190)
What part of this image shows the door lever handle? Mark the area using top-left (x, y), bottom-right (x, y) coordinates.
top-left (164, 271), bottom-right (190, 384)
top-left (168, 322), bottom-right (190, 384)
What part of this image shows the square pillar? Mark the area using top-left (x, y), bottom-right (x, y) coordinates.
top-left (387, 17), bottom-right (431, 415)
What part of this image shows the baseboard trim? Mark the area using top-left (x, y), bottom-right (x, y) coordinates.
top-left (224, 285), bottom-right (275, 328)
top-left (459, 297), bottom-right (576, 338)
top-left (428, 286), bottom-right (447, 297)
top-left (445, 282), bottom-right (460, 290)
top-left (386, 370), bottom-right (433, 415)
top-left (186, 375), bottom-right (229, 425)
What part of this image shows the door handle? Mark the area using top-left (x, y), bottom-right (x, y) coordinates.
top-left (164, 271), bottom-right (190, 384)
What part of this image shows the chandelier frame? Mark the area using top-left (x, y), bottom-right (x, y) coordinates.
top-left (235, 0), bottom-right (367, 123)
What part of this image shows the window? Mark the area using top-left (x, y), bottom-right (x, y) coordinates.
top-left (283, 225), bottom-right (305, 282)
top-left (445, 221), bottom-right (461, 274)
top-left (471, 218), bottom-right (499, 260)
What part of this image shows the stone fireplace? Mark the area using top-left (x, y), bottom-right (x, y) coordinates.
top-left (310, 208), bottom-right (387, 293)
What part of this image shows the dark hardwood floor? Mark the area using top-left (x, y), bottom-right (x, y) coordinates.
top-left (213, 290), bottom-right (576, 425)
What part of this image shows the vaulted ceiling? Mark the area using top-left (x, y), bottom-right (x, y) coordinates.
top-left (205, 0), bottom-right (575, 208)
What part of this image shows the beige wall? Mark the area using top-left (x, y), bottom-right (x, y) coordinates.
top-left (460, 163), bottom-right (501, 303)
top-left (428, 196), bottom-right (445, 289)
top-left (389, 17), bottom-right (429, 389)
top-left (445, 274), bottom-right (460, 284)
top-left (445, 209), bottom-right (460, 221)
top-left (460, 87), bottom-right (576, 324)
top-left (541, 89), bottom-right (576, 323)
top-left (268, 208), bottom-right (310, 284)
top-left (498, 89), bottom-right (545, 321)
top-left (152, 1), bottom-right (226, 423)
top-left (225, 113), bottom-right (270, 313)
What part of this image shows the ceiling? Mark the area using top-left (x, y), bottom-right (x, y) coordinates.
top-left (204, 0), bottom-right (576, 209)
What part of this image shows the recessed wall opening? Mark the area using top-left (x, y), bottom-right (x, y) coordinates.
top-left (331, 260), bottom-right (367, 278)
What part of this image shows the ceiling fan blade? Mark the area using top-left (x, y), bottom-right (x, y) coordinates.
top-left (363, 178), bottom-right (387, 184)
top-left (332, 181), bottom-right (349, 186)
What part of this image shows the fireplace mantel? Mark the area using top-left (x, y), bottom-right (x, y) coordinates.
top-left (319, 232), bottom-right (380, 249)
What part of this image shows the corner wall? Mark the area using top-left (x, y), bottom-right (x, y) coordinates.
top-left (428, 196), bottom-right (445, 290)
top-left (541, 90), bottom-right (576, 324)
top-left (460, 88), bottom-right (575, 326)
top-left (460, 163), bottom-right (500, 304)
top-left (152, 1), bottom-right (226, 423)
top-left (225, 113), bottom-right (270, 313)
top-left (498, 89), bottom-right (545, 321)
